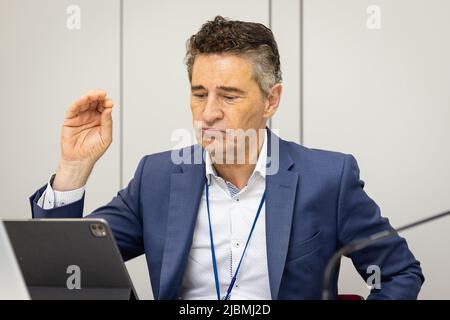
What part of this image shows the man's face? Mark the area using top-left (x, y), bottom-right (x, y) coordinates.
top-left (190, 53), bottom-right (270, 159)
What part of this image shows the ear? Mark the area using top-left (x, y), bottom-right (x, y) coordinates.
top-left (263, 83), bottom-right (282, 119)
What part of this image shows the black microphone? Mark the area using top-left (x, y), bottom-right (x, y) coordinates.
top-left (321, 209), bottom-right (450, 300)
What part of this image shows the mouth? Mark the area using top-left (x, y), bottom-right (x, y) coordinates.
top-left (201, 127), bottom-right (225, 133)
top-left (201, 128), bottom-right (226, 137)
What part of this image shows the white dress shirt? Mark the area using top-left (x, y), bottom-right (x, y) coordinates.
top-left (180, 130), bottom-right (271, 299)
top-left (38, 131), bottom-right (272, 300)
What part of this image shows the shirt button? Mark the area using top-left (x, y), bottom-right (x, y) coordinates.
top-left (233, 240), bottom-right (241, 248)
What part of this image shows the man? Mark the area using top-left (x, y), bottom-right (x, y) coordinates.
top-left (30, 16), bottom-right (424, 299)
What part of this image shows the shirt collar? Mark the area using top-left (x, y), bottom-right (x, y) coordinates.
top-left (205, 129), bottom-right (268, 185)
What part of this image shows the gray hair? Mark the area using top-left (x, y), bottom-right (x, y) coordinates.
top-left (185, 16), bottom-right (283, 97)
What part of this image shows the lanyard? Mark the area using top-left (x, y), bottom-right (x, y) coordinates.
top-left (205, 180), bottom-right (266, 300)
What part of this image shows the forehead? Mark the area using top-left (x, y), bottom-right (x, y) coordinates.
top-left (191, 53), bottom-right (255, 87)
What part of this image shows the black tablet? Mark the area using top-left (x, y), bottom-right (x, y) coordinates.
top-left (4, 219), bottom-right (138, 300)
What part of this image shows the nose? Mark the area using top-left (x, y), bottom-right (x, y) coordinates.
top-left (202, 94), bottom-right (224, 124)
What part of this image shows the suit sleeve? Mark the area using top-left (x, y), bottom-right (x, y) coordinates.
top-left (337, 154), bottom-right (424, 299)
top-left (29, 156), bottom-right (148, 261)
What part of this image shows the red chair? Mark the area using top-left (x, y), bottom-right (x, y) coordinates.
top-left (337, 294), bottom-right (364, 300)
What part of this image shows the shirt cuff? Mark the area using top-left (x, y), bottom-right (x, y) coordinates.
top-left (37, 174), bottom-right (86, 209)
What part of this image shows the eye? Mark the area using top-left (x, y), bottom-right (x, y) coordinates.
top-left (193, 93), bottom-right (207, 99)
top-left (224, 95), bottom-right (238, 101)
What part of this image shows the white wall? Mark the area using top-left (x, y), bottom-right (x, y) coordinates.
top-left (1, 0), bottom-right (449, 300)
top-left (303, 0), bottom-right (450, 299)
top-left (0, 0), bottom-right (121, 218)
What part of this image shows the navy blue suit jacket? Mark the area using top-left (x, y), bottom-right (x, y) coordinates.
top-left (30, 129), bottom-right (424, 299)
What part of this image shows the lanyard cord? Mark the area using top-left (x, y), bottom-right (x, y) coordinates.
top-left (205, 180), bottom-right (266, 300)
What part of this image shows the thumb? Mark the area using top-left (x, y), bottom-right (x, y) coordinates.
top-left (100, 108), bottom-right (113, 145)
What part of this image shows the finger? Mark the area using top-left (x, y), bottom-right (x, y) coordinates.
top-left (82, 91), bottom-right (102, 112)
top-left (88, 89), bottom-right (107, 101)
top-left (77, 94), bottom-right (94, 113)
top-left (100, 107), bottom-right (113, 146)
top-left (65, 102), bottom-right (79, 119)
top-left (83, 90), bottom-right (104, 111)
top-left (89, 100), bottom-right (99, 109)
top-left (97, 98), bottom-right (114, 113)
top-left (96, 89), bottom-right (107, 100)
top-left (77, 94), bottom-right (89, 105)
top-left (103, 98), bottom-right (114, 108)
top-left (86, 89), bottom-right (108, 111)
top-left (66, 90), bottom-right (109, 118)
top-left (65, 94), bottom-right (88, 119)
top-left (86, 89), bottom-right (99, 101)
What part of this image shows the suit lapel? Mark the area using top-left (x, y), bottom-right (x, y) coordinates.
top-left (157, 131), bottom-right (300, 300)
top-left (158, 147), bottom-right (205, 299)
top-left (265, 129), bottom-right (299, 299)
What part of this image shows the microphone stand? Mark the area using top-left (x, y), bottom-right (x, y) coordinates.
top-left (321, 210), bottom-right (450, 300)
